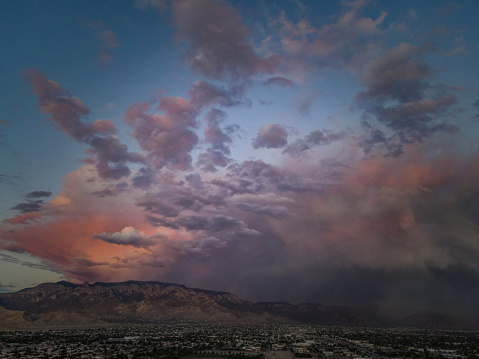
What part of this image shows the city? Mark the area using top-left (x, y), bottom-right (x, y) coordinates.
top-left (1, 324), bottom-right (477, 359)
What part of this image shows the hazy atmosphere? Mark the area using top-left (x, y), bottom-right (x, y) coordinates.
top-left (1, 0), bottom-right (479, 316)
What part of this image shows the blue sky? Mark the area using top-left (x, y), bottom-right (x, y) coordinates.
top-left (1, 0), bottom-right (479, 315)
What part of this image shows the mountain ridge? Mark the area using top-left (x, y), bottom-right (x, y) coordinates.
top-left (1, 280), bottom-right (477, 331)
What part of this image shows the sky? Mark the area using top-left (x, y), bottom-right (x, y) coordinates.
top-left (1, 0), bottom-right (479, 316)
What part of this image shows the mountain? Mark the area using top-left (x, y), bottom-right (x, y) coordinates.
top-left (0, 280), bottom-right (477, 330)
top-left (0, 280), bottom-right (280, 329)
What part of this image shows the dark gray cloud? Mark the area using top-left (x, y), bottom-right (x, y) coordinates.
top-left (474, 93), bottom-right (479, 108)
top-left (235, 202), bottom-right (289, 219)
top-left (90, 182), bottom-right (128, 198)
top-left (85, 135), bottom-right (146, 180)
top-left (252, 123), bottom-right (288, 149)
top-left (228, 160), bottom-right (323, 194)
top-left (137, 186), bottom-right (226, 221)
top-left (228, 160), bottom-right (283, 189)
top-left (358, 124), bottom-right (388, 155)
top-left (259, 99), bottom-right (273, 106)
top-left (197, 148), bottom-right (231, 172)
top-left (26, 191), bottom-right (52, 198)
top-left (276, 1), bottom-right (386, 74)
top-left (472, 92), bottom-right (479, 122)
top-left (11, 200), bottom-right (43, 213)
top-left (135, 0), bottom-right (166, 12)
top-left (0, 173), bottom-right (22, 186)
top-left (0, 252), bottom-right (61, 274)
top-left (136, 196), bottom-right (181, 218)
top-left (283, 130), bottom-right (344, 157)
top-left (197, 109), bottom-right (235, 172)
top-left (210, 178), bottom-right (254, 196)
top-left (262, 77), bottom-right (293, 88)
top-left (154, 214), bottom-right (258, 237)
top-left (10, 192), bottom-right (48, 217)
top-left (203, 109), bottom-right (231, 149)
top-left (357, 43), bottom-right (433, 104)
top-left (0, 282), bottom-right (16, 293)
top-left (131, 167), bottom-right (156, 189)
top-left (185, 173), bottom-right (203, 189)
top-left (356, 43), bottom-right (459, 156)
top-left (295, 93), bottom-right (315, 117)
top-left (188, 80), bottom-right (251, 109)
top-left (173, 0), bottom-right (279, 81)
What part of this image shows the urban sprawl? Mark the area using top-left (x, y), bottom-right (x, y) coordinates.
top-left (1, 324), bottom-right (478, 359)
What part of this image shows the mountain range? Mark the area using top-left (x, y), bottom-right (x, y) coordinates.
top-left (0, 280), bottom-right (477, 330)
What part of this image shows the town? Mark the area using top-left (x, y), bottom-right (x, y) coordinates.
top-left (1, 324), bottom-right (478, 359)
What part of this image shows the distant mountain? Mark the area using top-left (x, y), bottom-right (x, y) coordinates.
top-left (0, 280), bottom-right (477, 330)
top-left (0, 280), bottom-right (279, 329)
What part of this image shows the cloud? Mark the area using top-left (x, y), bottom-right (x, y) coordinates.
top-left (283, 130), bottom-right (345, 157)
top-left (3, 212), bottom-right (41, 225)
top-left (94, 227), bottom-right (163, 248)
top-left (85, 135), bottom-right (146, 179)
top-left (23, 69), bottom-right (110, 142)
top-left (137, 185), bottom-right (227, 222)
top-left (26, 191), bottom-right (52, 198)
top-left (25, 69), bottom-right (142, 179)
top-left (3, 146), bottom-right (479, 312)
top-left (11, 200), bottom-right (44, 213)
top-left (173, 0), bottom-right (279, 81)
top-left (357, 43), bottom-right (433, 104)
top-left (472, 92), bottom-right (479, 122)
top-left (96, 30), bottom-right (121, 65)
top-left (203, 109), bottom-right (232, 152)
top-left (135, 0), bottom-right (167, 12)
top-left (136, 195), bottom-right (181, 218)
top-left (97, 30), bottom-right (120, 48)
top-left (0, 282), bottom-right (16, 293)
top-left (0, 252), bottom-right (61, 274)
top-left (356, 43), bottom-right (459, 156)
top-left (295, 93), bottom-right (316, 117)
top-left (90, 182), bottom-right (128, 198)
top-left (197, 109), bottom-right (234, 171)
top-left (0, 165), bottom-right (157, 282)
top-left (262, 77), bottom-right (293, 88)
top-left (79, 17), bottom-right (121, 66)
top-left (235, 202), bottom-right (289, 219)
top-left (124, 98), bottom-right (199, 170)
top-left (276, 1), bottom-right (387, 75)
top-left (155, 214), bottom-right (259, 236)
top-left (188, 80), bottom-right (251, 109)
top-left (132, 167), bottom-right (157, 189)
top-left (252, 123), bottom-right (288, 149)
top-left (186, 173), bottom-right (203, 189)
top-left (10, 190), bottom-right (54, 213)
top-left (197, 148), bottom-right (231, 172)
